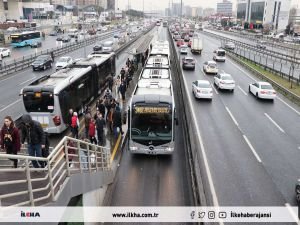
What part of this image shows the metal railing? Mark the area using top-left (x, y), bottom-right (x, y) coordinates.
top-left (0, 136), bottom-right (111, 207)
top-left (203, 30), bottom-right (300, 64)
top-left (226, 51), bottom-right (300, 105)
top-left (202, 30), bottom-right (300, 82)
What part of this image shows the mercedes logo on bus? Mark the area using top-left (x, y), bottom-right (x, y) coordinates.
top-left (149, 146), bottom-right (154, 151)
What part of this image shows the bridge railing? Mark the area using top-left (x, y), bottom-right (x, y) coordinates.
top-left (0, 136), bottom-right (111, 207)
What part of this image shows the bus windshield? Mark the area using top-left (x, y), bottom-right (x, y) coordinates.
top-left (10, 35), bottom-right (21, 43)
top-left (131, 105), bottom-right (172, 141)
top-left (23, 91), bottom-right (54, 113)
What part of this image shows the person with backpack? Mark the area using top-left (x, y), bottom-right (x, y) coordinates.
top-left (20, 114), bottom-right (45, 168)
top-left (0, 116), bottom-right (21, 168)
top-left (71, 112), bottom-right (79, 139)
top-left (107, 74), bottom-right (114, 92)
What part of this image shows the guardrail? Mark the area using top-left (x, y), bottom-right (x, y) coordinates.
top-left (205, 28), bottom-right (300, 53)
top-left (0, 29), bottom-right (123, 77)
top-left (168, 29), bottom-right (208, 207)
top-left (203, 30), bottom-right (300, 64)
top-left (226, 51), bottom-right (300, 105)
top-left (0, 136), bottom-right (111, 207)
top-left (202, 30), bottom-right (300, 83)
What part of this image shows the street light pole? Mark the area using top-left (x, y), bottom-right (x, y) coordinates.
top-left (180, 0), bottom-right (182, 26)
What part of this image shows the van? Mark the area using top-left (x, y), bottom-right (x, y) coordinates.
top-left (102, 40), bottom-right (117, 52)
top-left (68, 28), bottom-right (78, 38)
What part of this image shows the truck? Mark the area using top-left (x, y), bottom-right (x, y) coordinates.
top-left (191, 37), bottom-right (203, 54)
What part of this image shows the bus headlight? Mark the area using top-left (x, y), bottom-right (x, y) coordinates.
top-left (130, 146), bottom-right (138, 151)
top-left (165, 147), bottom-right (173, 152)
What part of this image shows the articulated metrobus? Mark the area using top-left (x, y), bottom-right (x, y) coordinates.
top-left (20, 52), bottom-right (116, 133)
top-left (10, 31), bottom-right (41, 47)
top-left (128, 78), bottom-right (177, 155)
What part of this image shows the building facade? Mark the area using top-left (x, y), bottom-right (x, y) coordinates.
top-left (217, 0), bottom-right (233, 16)
top-left (237, 0), bottom-right (291, 31)
top-left (203, 8), bottom-right (215, 17)
top-left (184, 5), bottom-right (192, 17)
top-left (172, 2), bottom-right (184, 17)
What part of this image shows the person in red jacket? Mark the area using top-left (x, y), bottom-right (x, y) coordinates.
top-left (0, 116), bottom-right (21, 168)
top-left (88, 118), bottom-right (97, 145)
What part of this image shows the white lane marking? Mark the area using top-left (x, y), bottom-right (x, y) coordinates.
top-left (227, 57), bottom-right (257, 82)
top-left (0, 99), bottom-right (21, 112)
top-left (237, 85), bottom-right (248, 96)
top-left (276, 97), bottom-right (300, 116)
top-left (182, 70), bottom-right (222, 217)
top-left (225, 106), bottom-right (239, 127)
top-left (264, 113), bottom-right (285, 133)
top-left (212, 85), bottom-right (219, 95)
top-left (19, 77), bottom-right (36, 86)
top-left (285, 203), bottom-right (299, 223)
top-left (243, 135), bottom-right (262, 163)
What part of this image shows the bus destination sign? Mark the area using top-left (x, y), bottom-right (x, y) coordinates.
top-left (134, 106), bottom-right (170, 114)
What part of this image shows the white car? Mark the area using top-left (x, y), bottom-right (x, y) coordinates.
top-left (0, 48), bottom-right (11, 57)
top-left (249, 81), bottom-right (276, 100)
top-left (180, 45), bottom-right (188, 54)
top-left (7, 27), bottom-right (18, 32)
top-left (203, 61), bottom-right (218, 74)
top-left (224, 42), bottom-right (235, 50)
top-left (102, 26), bottom-right (108, 32)
top-left (213, 49), bottom-right (226, 62)
top-left (214, 73), bottom-right (235, 91)
top-left (192, 80), bottom-right (213, 99)
top-left (55, 56), bottom-right (73, 70)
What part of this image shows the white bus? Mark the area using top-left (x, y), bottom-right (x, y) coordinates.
top-left (20, 53), bottom-right (116, 134)
top-left (128, 79), bottom-right (177, 155)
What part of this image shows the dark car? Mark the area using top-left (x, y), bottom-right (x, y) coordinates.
top-left (182, 56), bottom-right (195, 70)
top-left (184, 35), bottom-right (190, 42)
top-left (49, 31), bottom-right (58, 36)
top-left (88, 29), bottom-right (96, 35)
top-left (93, 43), bottom-right (103, 51)
top-left (56, 36), bottom-right (63, 41)
top-left (256, 41), bottom-right (267, 49)
top-left (30, 41), bottom-right (42, 48)
top-left (62, 36), bottom-right (71, 43)
top-left (31, 55), bottom-right (53, 71)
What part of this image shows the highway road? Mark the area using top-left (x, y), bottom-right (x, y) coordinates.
top-left (205, 29), bottom-right (300, 58)
top-left (203, 29), bottom-right (300, 79)
top-left (103, 26), bottom-right (194, 225)
top-left (173, 29), bottom-right (300, 210)
top-left (0, 29), bottom-right (126, 65)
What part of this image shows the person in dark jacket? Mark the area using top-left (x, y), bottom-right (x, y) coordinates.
top-left (97, 99), bottom-right (106, 120)
top-left (20, 114), bottom-right (45, 168)
top-left (0, 116), bottom-right (21, 168)
top-left (96, 114), bottom-right (106, 146)
top-left (107, 74), bottom-right (114, 91)
top-left (119, 81), bottom-right (127, 101)
top-left (120, 68), bottom-right (125, 80)
top-left (112, 106), bottom-right (123, 138)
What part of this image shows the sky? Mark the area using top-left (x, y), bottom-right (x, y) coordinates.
top-left (116, 0), bottom-right (299, 12)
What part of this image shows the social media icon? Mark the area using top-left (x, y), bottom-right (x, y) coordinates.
top-left (219, 211), bottom-right (227, 218)
top-left (190, 211), bottom-right (195, 219)
top-left (198, 212), bottom-right (205, 218)
top-left (208, 211), bottom-right (215, 219)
